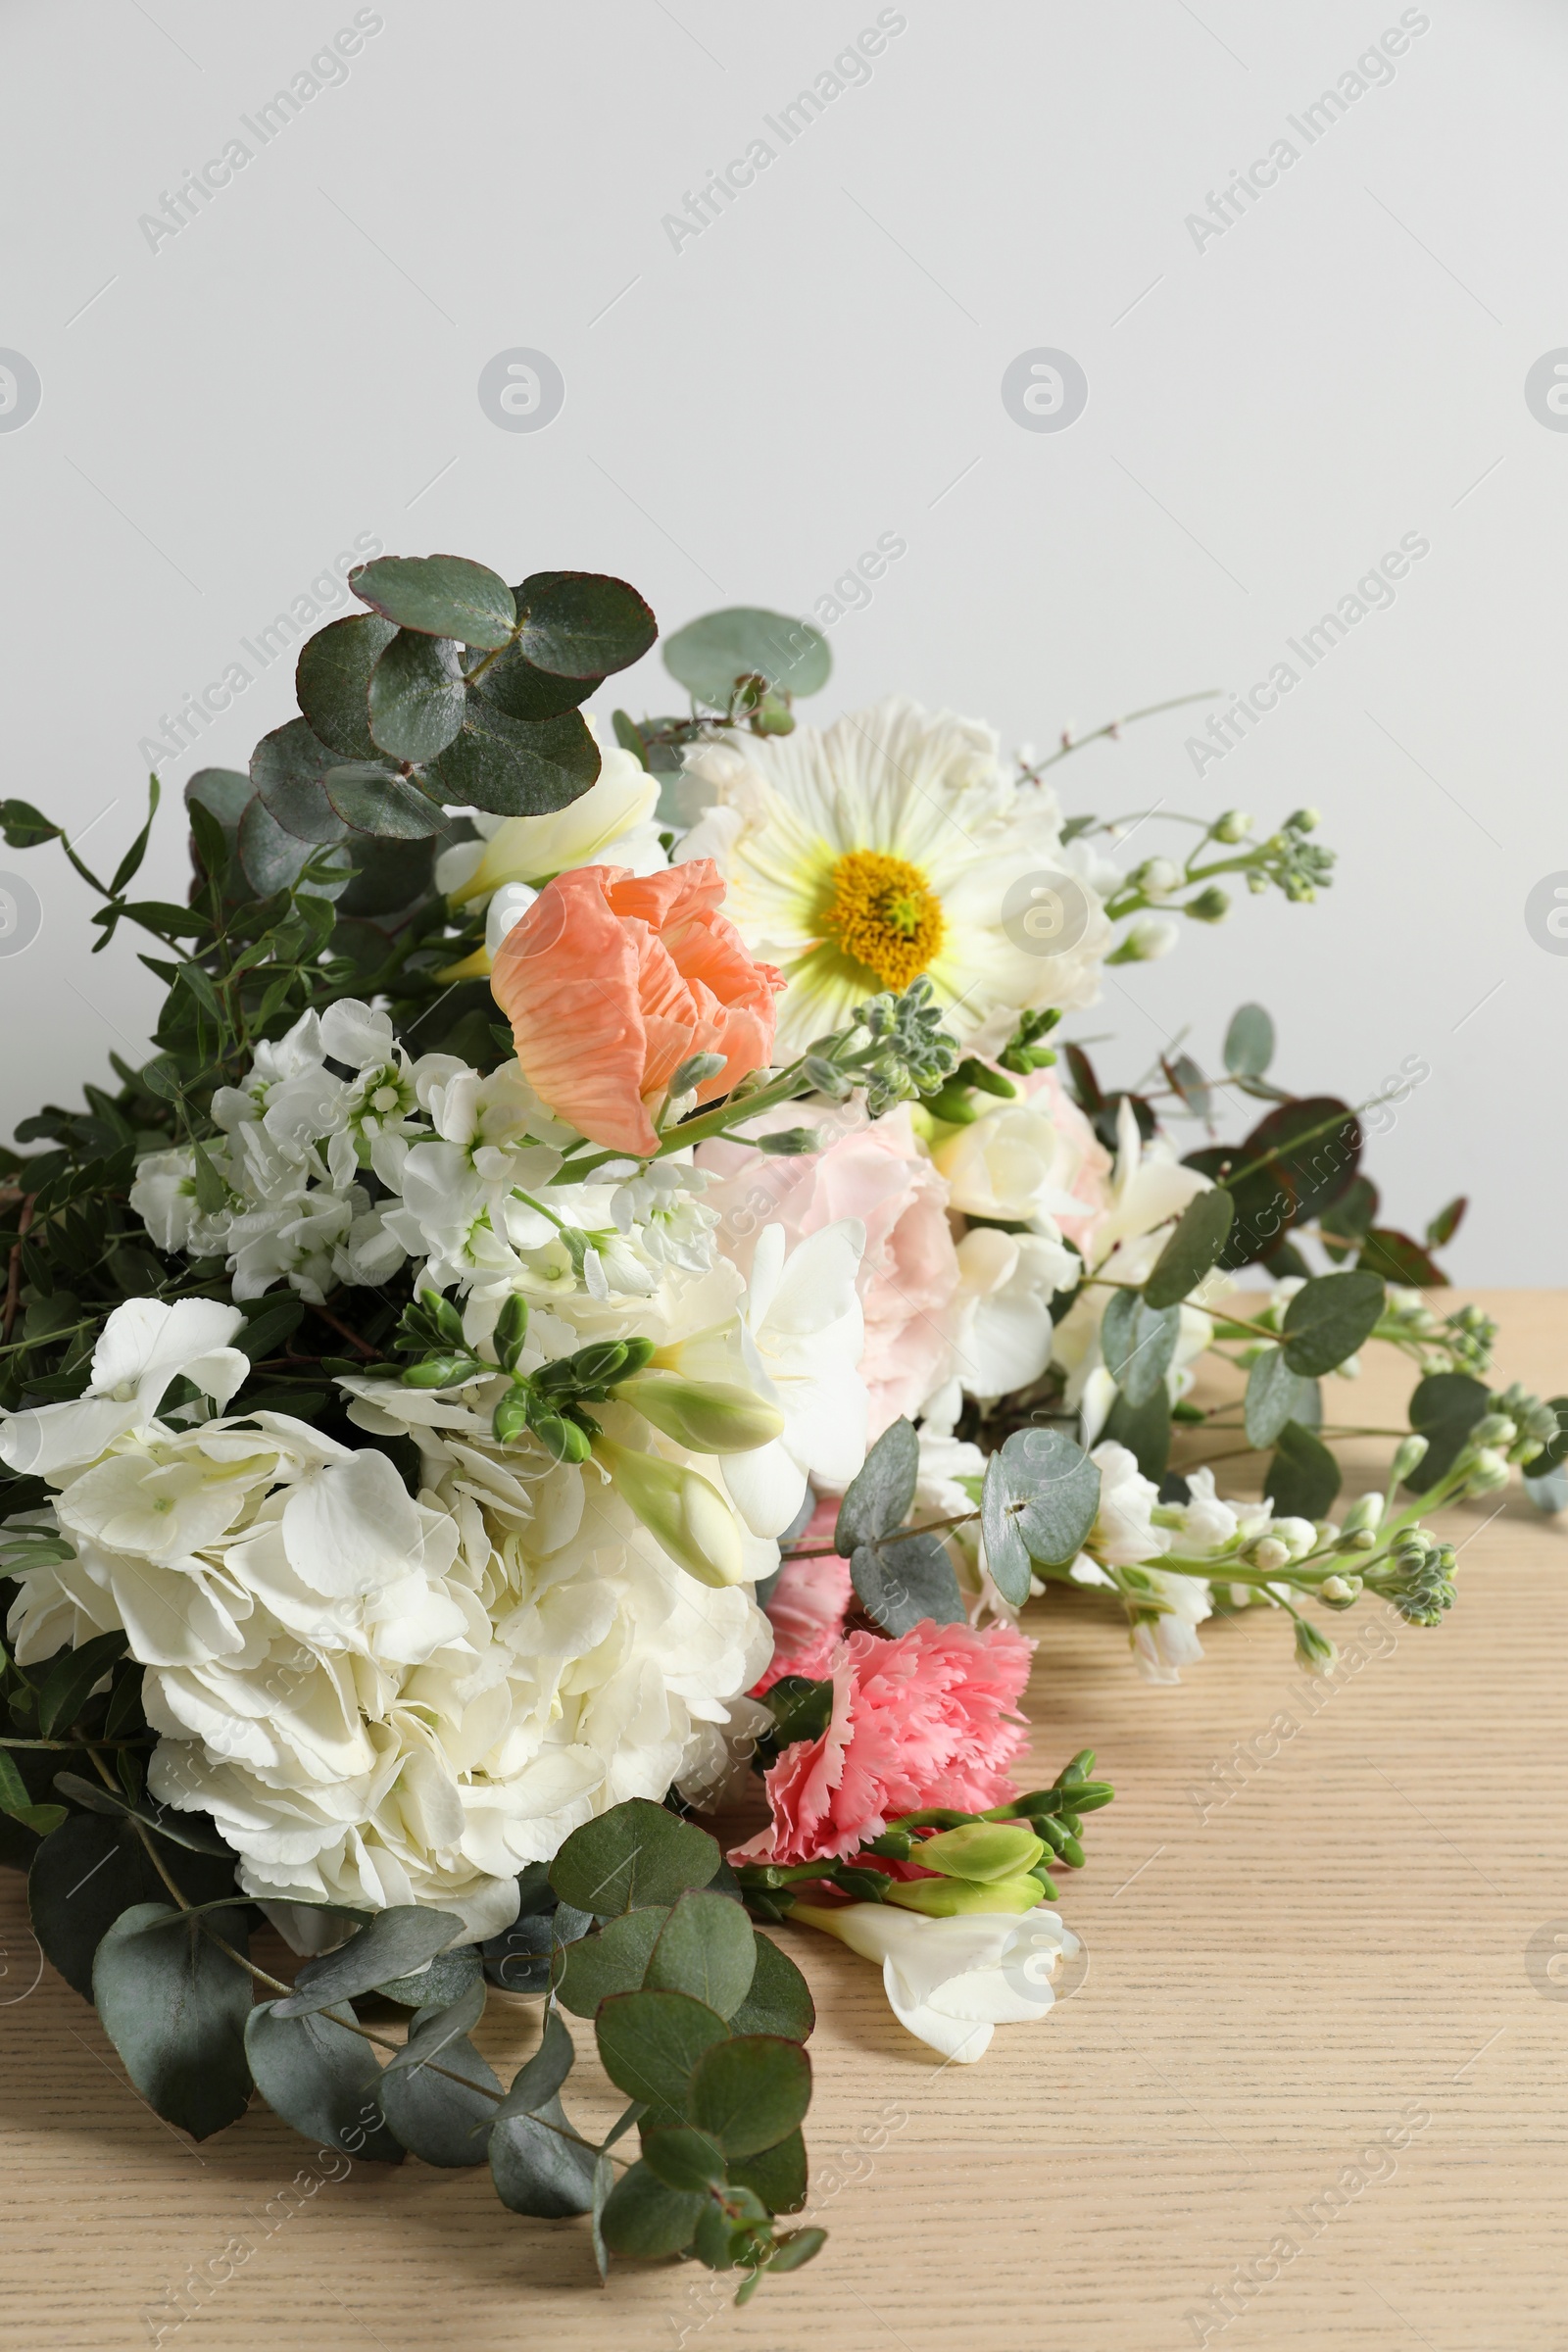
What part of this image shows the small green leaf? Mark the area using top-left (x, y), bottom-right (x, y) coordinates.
top-left (767, 2225), bottom-right (827, 2273)
top-left (489, 2093), bottom-right (596, 2216)
top-left (1280, 1270), bottom-right (1385, 1377)
top-left (663, 608), bottom-right (830, 706)
top-left (93, 1903), bottom-right (254, 2140)
top-left (271, 1905), bottom-right (465, 2016)
top-left (322, 763), bottom-right (450, 839)
top-left (851, 1531), bottom-right (965, 1635)
top-left (729, 2124), bottom-right (808, 2214)
top-left (1100, 1288), bottom-right (1181, 1404)
top-left (835, 1417), bottom-right (918, 1554)
top-left (687, 2034), bottom-right (810, 2159)
top-left (1424, 1195), bottom-right (1468, 1250)
top-left (980, 1449), bottom-right (1033, 1610)
top-left (1102, 1387), bottom-right (1171, 1482)
top-left (1143, 1188), bottom-right (1235, 1309)
top-left (351, 554), bottom-right (516, 650)
top-left (367, 629), bottom-right (466, 762)
top-left (1223, 1003), bottom-right (1275, 1078)
top-left (514, 570), bottom-right (658, 678)
top-left (377, 2026), bottom-right (499, 2167)
top-left (245, 2000), bottom-right (405, 2163)
top-left (644, 1891), bottom-right (757, 2020)
top-left (250, 718), bottom-right (349, 844)
top-left (991, 1427), bottom-right (1102, 1566)
top-left (492, 2006), bottom-right (577, 2123)
top-left (237, 794), bottom-right (318, 897)
top-left (550, 1798), bottom-right (719, 1918)
top-left (477, 641), bottom-right (601, 721)
top-left (1263, 1420), bottom-right (1342, 1519)
top-left (1245, 1347), bottom-right (1313, 1448)
top-left (640, 2123), bottom-right (728, 2193)
top-left (429, 701), bottom-right (600, 817)
top-left (554, 1907), bottom-right (669, 2016)
top-left (295, 613), bottom-right (398, 760)
top-left (1403, 1372), bottom-right (1491, 1492)
top-left (728, 1933), bottom-right (814, 2043)
top-left (595, 1988), bottom-right (729, 2124)
top-left (599, 2160), bottom-right (704, 2257)
top-left (36, 1627), bottom-right (127, 1737)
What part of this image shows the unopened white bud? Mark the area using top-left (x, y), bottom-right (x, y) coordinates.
top-left (1213, 809), bottom-right (1252, 843)
top-left (1133, 857), bottom-right (1181, 901)
top-left (1468, 1447), bottom-right (1510, 1493)
top-left (1342, 1494), bottom-right (1383, 1534)
top-left (1251, 1538), bottom-right (1291, 1573)
top-left (1123, 915), bottom-right (1180, 962)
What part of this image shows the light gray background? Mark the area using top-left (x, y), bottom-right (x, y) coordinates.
top-left (1, 0), bottom-right (1562, 1279)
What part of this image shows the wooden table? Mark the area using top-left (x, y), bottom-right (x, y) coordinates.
top-left (2, 1291), bottom-right (1564, 2351)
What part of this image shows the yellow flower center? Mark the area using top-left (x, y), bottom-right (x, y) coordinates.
top-left (820, 850), bottom-right (946, 992)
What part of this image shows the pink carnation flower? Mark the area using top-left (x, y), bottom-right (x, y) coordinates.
top-left (699, 1102), bottom-right (959, 1437)
top-left (753, 1500), bottom-right (852, 1695)
top-left (732, 1618), bottom-right (1034, 1866)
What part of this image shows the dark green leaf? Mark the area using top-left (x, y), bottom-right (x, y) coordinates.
top-left (663, 608), bottom-right (829, 706)
top-left (728, 1932), bottom-right (814, 2042)
top-left (111, 776), bottom-right (161, 897)
top-left (377, 2028), bottom-right (498, 2166)
top-left (992, 1427), bottom-right (1102, 1566)
top-left (489, 2093), bottom-right (596, 2216)
top-left (1425, 1195), bottom-right (1468, 1250)
top-left (1403, 1372), bottom-right (1491, 1493)
top-left (244, 2000), bottom-right (405, 2162)
top-left (1144, 1188), bottom-right (1235, 1309)
top-left (271, 1905), bottom-right (465, 2016)
top-left (768, 2225), bottom-right (827, 2273)
top-left (1223, 1003), bottom-right (1275, 1078)
top-left (1234, 1097), bottom-right (1360, 1229)
top-left (47, 1775), bottom-right (232, 1856)
top-left (851, 1531), bottom-right (964, 1634)
top-left (93, 1903), bottom-right (253, 2140)
top-left (1360, 1228), bottom-right (1445, 1288)
top-left (476, 641), bottom-right (601, 721)
top-left (1100, 1289), bottom-right (1181, 1404)
top-left (612, 709), bottom-right (650, 766)
top-left (337, 831), bottom-right (436, 917)
top-left (550, 1798), bottom-right (719, 1918)
top-left (1263, 1420), bottom-right (1342, 1519)
top-left (429, 702), bottom-right (600, 817)
top-left (834, 1417), bottom-right (918, 1554)
top-left (639, 2123), bottom-right (728, 2193)
top-left (644, 1891), bottom-right (757, 2019)
top-left (250, 719), bottom-right (349, 844)
top-left (322, 763), bottom-right (449, 839)
top-left (28, 1813), bottom-right (236, 2000)
top-left (373, 1945), bottom-right (482, 2010)
top-left (237, 794), bottom-right (316, 896)
top-left (351, 555), bottom-right (516, 650)
top-left (1280, 1270), bottom-right (1385, 1378)
top-left (296, 613), bottom-right (398, 760)
top-left (554, 1906), bottom-right (669, 2016)
top-left (1162, 1052), bottom-right (1212, 1122)
top-left (0, 797), bottom-right (61, 849)
top-left (599, 2160), bottom-right (704, 2256)
top-left (514, 570), bottom-right (658, 678)
top-left (36, 1627), bottom-right (127, 1736)
top-left (1245, 1347), bottom-right (1314, 1448)
top-left (1318, 1173), bottom-right (1379, 1248)
top-left (1102, 1387), bottom-right (1171, 1481)
top-left (234, 1296), bottom-right (305, 1361)
top-left (687, 2034), bottom-right (810, 2159)
top-left (367, 630), bottom-right (466, 762)
top-left (595, 1988), bottom-right (729, 2124)
top-left (729, 2125), bottom-right (808, 2214)
top-left (492, 2006), bottom-right (576, 2124)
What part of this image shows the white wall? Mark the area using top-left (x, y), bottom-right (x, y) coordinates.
top-left (2, 0), bottom-right (1563, 1279)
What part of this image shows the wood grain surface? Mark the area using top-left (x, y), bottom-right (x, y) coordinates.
top-left (1, 1290), bottom-right (1563, 2352)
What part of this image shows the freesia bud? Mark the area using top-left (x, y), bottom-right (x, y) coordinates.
top-left (612, 1370), bottom-right (784, 1454)
top-left (1342, 1494), bottom-right (1383, 1534)
top-left (594, 1436), bottom-right (747, 1587)
top-left (914, 1824), bottom-right (1046, 1883)
top-left (882, 1873), bottom-right (1045, 1918)
top-left (1391, 1434), bottom-right (1429, 1482)
top-left (669, 1051), bottom-right (727, 1100)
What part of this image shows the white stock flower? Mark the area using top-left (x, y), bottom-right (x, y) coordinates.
top-left (673, 697), bottom-right (1110, 1058)
top-left (1129, 1569), bottom-right (1213, 1685)
top-left (794, 1900), bottom-right (1081, 2061)
top-left (0, 1298), bottom-right (249, 1481)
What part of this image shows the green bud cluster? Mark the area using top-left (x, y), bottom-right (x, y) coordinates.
top-left (998, 1005), bottom-right (1062, 1076)
top-left (1443, 1303), bottom-right (1497, 1375)
top-left (1374, 1529), bottom-right (1457, 1626)
top-left (833, 977), bottom-right (962, 1115)
top-left (394, 1288), bottom-right (665, 1463)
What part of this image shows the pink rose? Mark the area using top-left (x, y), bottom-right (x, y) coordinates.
top-left (731, 1618), bottom-right (1034, 1866)
top-left (1022, 1062), bottom-right (1111, 1248)
top-left (699, 1102), bottom-right (959, 1437)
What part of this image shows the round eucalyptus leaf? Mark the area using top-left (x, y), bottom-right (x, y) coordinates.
top-left (376, 2033), bottom-right (499, 2167)
top-left (337, 831), bottom-right (436, 916)
top-left (551, 1796), bottom-right (718, 1917)
top-left (489, 2093), bottom-right (597, 2217)
top-left (1100, 1287), bottom-right (1181, 1403)
top-left (663, 607), bottom-right (830, 706)
top-left (245, 2000), bottom-right (405, 2163)
top-left (184, 767), bottom-right (253, 836)
top-left (250, 718), bottom-right (349, 844)
top-left (993, 1427), bottom-right (1102, 1567)
top-left (295, 613), bottom-right (398, 760)
top-left (1143, 1188), bottom-right (1234, 1309)
top-left (350, 554), bottom-right (516, 650)
top-left (1280, 1269), bottom-right (1385, 1378)
top-left (1263, 1420), bottom-right (1342, 1520)
top-left (514, 570), bottom-right (658, 677)
top-left (475, 640), bottom-right (602, 721)
top-left (687, 2033), bottom-right (810, 2159)
top-left (599, 2161), bottom-right (704, 2256)
top-left (1223, 1003), bottom-right (1275, 1078)
top-left (93, 1902), bottom-right (254, 2141)
top-left (322, 763), bottom-right (450, 839)
top-left (430, 700), bottom-right (600, 816)
top-left (368, 629), bottom-right (466, 762)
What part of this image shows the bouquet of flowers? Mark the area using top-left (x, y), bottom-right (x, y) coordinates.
top-left (0, 553), bottom-right (1561, 2302)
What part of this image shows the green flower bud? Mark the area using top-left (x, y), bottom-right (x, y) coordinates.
top-left (757, 1127), bottom-right (824, 1155)
top-left (914, 1823), bottom-right (1046, 1883)
top-left (668, 1051), bottom-right (727, 1100)
top-left (402, 1355), bottom-right (479, 1389)
top-left (612, 1370), bottom-right (784, 1454)
top-left (1467, 1447), bottom-right (1510, 1493)
top-left (491, 1387), bottom-right (533, 1446)
top-left (1186, 886), bottom-right (1231, 923)
top-left (531, 1411), bottom-right (592, 1464)
top-left (1213, 809), bottom-right (1252, 843)
top-left (1285, 807), bottom-right (1320, 832)
top-left (882, 1872), bottom-right (1044, 1918)
top-left (1294, 1616), bottom-right (1337, 1669)
top-left (594, 1436), bottom-right (747, 1587)
top-left (493, 1292), bottom-right (529, 1374)
top-left (1391, 1433), bottom-right (1429, 1482)
top-left (568, 1340), bottom-right (633, 1388)
top-left (1341, 1494), bottom-right (1384, 1535)
top-left (1470, 1413), bottom-right (1515, 1447)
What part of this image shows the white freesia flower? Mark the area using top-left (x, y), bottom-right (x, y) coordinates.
top-left (1128, 1568), bottom-right (1213, 1685)
top-left (0, 1297), bottom-right (249, 1481)
top-left (940, 1226), bottom-right (1071, 1409)
top-left (673, 697), bottom-right (1110, 1058)
top-left (932, 1096), bottom-right (1093, 1230)
top-left (794, 1900), bottom-right (1080, 2061)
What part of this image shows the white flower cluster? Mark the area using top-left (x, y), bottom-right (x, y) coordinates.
top-left (129, 999), bottom-right (723, 1332)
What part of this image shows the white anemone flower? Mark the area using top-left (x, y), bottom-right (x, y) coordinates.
top-left (794, 1900), bottom-right (1081, 2061)
top-left (673, 697), bottom-right (1110, 1058)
